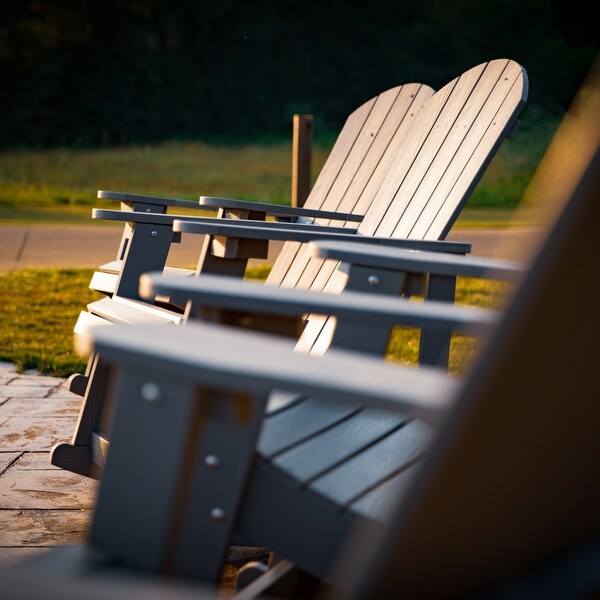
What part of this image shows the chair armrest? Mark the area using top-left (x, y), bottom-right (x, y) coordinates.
top-left (98, 190), bottom-right (202, 211)
top-left (82, 321), bottom-right (459, 425)
top-left (98, 190), bottom-right (364, 224)
top-left (173, 219), bottom-right (471, 254)
top-left (308, 241), bottom-right (524, 282)
top-left (199, 196), bottom-right (364, 222)
top-left (92, 209), bottom-right (356, 235)
top-left (139, 272), bottom-right (498, 336)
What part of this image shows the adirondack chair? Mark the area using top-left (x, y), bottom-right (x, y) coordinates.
top-left (4, 81), bottom-right (598, 599)
top-left (86, 81), bottom-right (435, 300)
top-left (51, 58), bottom-right (527, 478)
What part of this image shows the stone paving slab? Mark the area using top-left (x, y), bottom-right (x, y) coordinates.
top-left (7, 376), bottom-right (66, 387)
top-left (0, 462), bottom-right (97, 510)
top-left (0, 385), bottom-right (56, 399)
top-left (0, 397), bottom-right (82, 418)
top-left (8, 452), bottom-right (62, 470)
top-left (0, 364), bottom-right (97, 568)
top-left (0, 452), bottom-right (22, 475)
top-left (45, 388), bottom-right (83, 399)
top-left (0, 509), bottom-right (92, 546)
top-left (0, 416), bottom-right (82, 452)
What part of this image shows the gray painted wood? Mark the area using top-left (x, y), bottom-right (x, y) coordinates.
top-left (57, 62), bottom-right (524, 481)
top-left (329, 264), bottom-right (409, 355)
top-left (173, 220), bottom-right (470, 252)
top-left (98, 190), bottom-right (205, 210)
top-left (285, 60), bottom-right (526, 358)
top-left (190, 229), bottom-right (251, 285)
top-left (73, 311), bottom-right (110, 338)
top-left (115, 222), bottom-right (176, 300)
top-left (271, 408), bottom-right (409, 484)
top-left (163, 386), bottom-right (270, 581)
top-left (98, 259), bottom-right (123, 273)
top-left (308, 419), bottom-right (434, 507)
top-left (85, 321), bottom-right (458, 423)
top-left (418, 273), bottom-right (457, 368)
top-left (141, 273), bottom-right (499, 336)
top-left (348, 461), bottom-right (421, 521)
top-left (89, 271), bottom-right (119, 295)
top-left (199, 196), bottom-right (364, 222)
top-left (92, 208), bottom-right (355, 235)
top-left (268, 84), bottom-right (435, 286)
top-left (14, 84), bottom-right (600, 597)
top-left (232, 461), bottom-right (355, 579)
top-left (90, 265), bottom-right (195, 301)
top-left (90, 372), bottom-right (198, 573)
top-left (309, 240), bottom-right (524, 281)
top-left (257, 398), bottom-right (360, 459)
top-left (346, 105), bottom-right (600, 600)
top-left (51, 353), bottom-right (112, 477)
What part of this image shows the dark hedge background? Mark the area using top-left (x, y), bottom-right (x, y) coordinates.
top-left (1, 0), bottom-right (597, 148)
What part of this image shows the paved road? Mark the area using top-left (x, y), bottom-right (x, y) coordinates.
top-left (0, 223), bottom-right (543, 272)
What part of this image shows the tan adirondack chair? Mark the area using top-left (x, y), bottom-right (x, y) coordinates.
top-left (86, 82), bottom-right (436, 300)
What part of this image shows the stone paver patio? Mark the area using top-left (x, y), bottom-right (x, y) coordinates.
top-left (0, 362), bottom-right (98, 567)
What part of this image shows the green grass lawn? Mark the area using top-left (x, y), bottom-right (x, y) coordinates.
top-left (0, 109), bottom-right (559, 226)
top-left (0, 141), bottom-right (312, 224)
top-left (0, 267), bottom-right (511, 377)
top-left (0, 115), bottom-right (550, 376)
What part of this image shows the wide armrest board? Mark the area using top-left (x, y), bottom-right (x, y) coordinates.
top-left (309, 241), bottom-right (524, 282)
top-left (139, 273), bottom-right (498, 335)
top-left (83, 322), bottom-right (459, 423)
top-left (199, 196), bottom-right (364, 222)
top-left (91, 209), bottom-right (355, 235)
top-left (173, 220), bottom-right (471, 254)
top-left (98, 190), bottom-right (202, 210)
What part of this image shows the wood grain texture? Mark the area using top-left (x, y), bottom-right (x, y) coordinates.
top-left (272, 408), bottom-right (409, 484)
top-left (88, 297), bottom-right (183, 325)
top-left (293, 59), bottom-right (526, 355)
top-left (308, 419), bottom-right (433, 507)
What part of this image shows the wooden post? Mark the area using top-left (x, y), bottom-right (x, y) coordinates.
top-left (291, 114), bottom-right (314, 208)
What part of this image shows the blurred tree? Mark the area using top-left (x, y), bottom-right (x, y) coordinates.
top-left (0, 0), bottom-right (596, 148)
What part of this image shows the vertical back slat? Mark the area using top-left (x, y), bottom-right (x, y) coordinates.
top-left (268, 84), bottom-right (434, 288)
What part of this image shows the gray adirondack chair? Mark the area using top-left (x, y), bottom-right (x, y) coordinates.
top-left (4, 83), bottom-right (598, 599)
top-left (51, 59), bottom-right (527, 478)
top-left (52, 81), bottom-right (437, 476)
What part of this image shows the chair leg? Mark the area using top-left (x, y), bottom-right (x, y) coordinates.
top-left (89, 367), bottom-right (269, 582)
top-left (50, 353), bottom-right (112, 478)
top-left (419, 273), bottom-right (457, 368)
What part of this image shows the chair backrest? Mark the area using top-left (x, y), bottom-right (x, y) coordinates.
top-left (300, 83), bottom-right (435, 216)
top-left (340, 61), bottom-right (600, 599)
top-left (259, 82), bottom-right (435, 284)
top-left (286, 59), bottom-right (528, 355)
